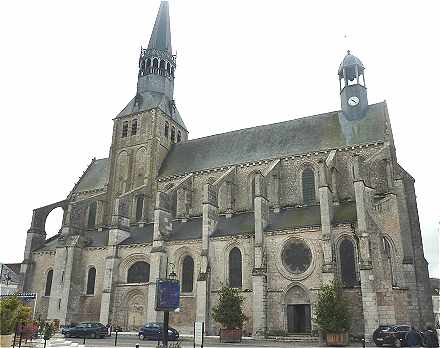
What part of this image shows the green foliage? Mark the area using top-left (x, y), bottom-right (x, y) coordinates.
top-left (314, 282), bottom-right (351, 334)
top-left (0, 296), bottom-right (31, 335)
top-left (212, 286), bottom-right (247, 329)
top-left (42, 322), bottom-right (55, 341)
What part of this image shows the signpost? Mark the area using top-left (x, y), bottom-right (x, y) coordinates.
top-left (155, 278), bottom-right (180, 348)
top-left (194, 321), bottom-right (204, 348)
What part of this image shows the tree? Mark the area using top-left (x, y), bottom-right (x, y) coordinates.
top-left (314, 282), bottom-right (351, 334)
top-left (0, 296), bottom-right (31, 335)
top-left (212, 286), bottom-right (247, 329)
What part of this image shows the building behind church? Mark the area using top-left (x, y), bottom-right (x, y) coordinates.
top-left (18, 1), bottom-right (434, 340)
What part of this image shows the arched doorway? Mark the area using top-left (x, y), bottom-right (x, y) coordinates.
top-left (285, 285), bottom-right (311, 334)
top-left (126, 292), bottom-right (146, 331)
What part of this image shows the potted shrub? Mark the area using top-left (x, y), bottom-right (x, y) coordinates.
top-left (0, 296), bottom-right (31, 347)
top-left (212, 286), bottom-right (247, 343)
top-left (315, 282), bottom-right (351, 346)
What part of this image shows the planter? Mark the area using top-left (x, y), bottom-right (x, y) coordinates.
top-left (219, 328), bottom-right (242, 343)
top-left (0, 334), bottom-right (14, 348)
top-left (326, 332), bottom-right (349, 346)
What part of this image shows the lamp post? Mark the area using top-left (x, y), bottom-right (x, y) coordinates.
top-left (162, 262), bottom-right (178, 348)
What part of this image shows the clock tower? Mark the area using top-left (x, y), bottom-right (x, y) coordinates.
top-left (338, 51), bottom-right (368, 120)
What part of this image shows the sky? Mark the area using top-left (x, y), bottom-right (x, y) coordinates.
top-left (0, 1), bottom-right (438, 278)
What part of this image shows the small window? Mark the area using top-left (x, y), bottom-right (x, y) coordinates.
top-left (45, 270), bottom-right (53, 296)
top-left (131, 119), bottom-right (138, 136)
top-left (302, 168), bottom-right (315, 205)
top-left (122, 121), bottom-right (128, 138)
top-left (229, 247), bottom-right (242, 288)
top-left (171, 127), bottom-right (176, 143)
top-left (86, 267), bottom-right (96, 295)
top-left (165, 122), bottom-right (169, 138)
top-left (177, 131), bottom-right (181, 143)
top-left (136, 195), bottom-right (144, 222)
top-left (181, 256), bottom-right (194, 293)
top-left (87, 201), bottom-right (97, 228)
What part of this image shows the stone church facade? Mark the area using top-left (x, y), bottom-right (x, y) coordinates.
top-left (19, 2), bottom-right (434, 340)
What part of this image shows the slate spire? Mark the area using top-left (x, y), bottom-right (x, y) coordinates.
top-left (147, 1), bottom-right (172, 54)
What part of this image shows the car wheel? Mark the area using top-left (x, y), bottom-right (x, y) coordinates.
top-left (65, 333), bottom-right (71, 338)
top-left (394, 338), bottom-right (401, 348)
top-left (139, 334), bottom-right (145, 340)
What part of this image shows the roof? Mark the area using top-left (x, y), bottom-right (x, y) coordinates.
top-left (34, 230), bottom-right (110, 252)
top-left (338, 50), bottom-right (365, 78)
top-left (160, 102), bottom-right (388, 177)
top-left (117, 202), bottom-right (357, 245)
top-left (73, 158), bottom-right (109, 194)
top-left (116, 91), bottom-right (186, 130)
top-left (148, 2), bottom-right (172, 54)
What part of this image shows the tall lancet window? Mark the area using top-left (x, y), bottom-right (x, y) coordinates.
top-left (339, 239), bottom-right (357, 287)
top-left (136, 195), bottom-right (144, 222)
top-left (302, 168), bottom-right (315, 205)
top-left (229, 247), bottom-right (242, 288)
top-left (181, 256), bottom-right (194, 293)
top-left (86, 267), bottom-right (96, 295)
top-left (45, 270), bottom-right (53, 296)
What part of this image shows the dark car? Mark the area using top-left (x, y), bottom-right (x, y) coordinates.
top-left (61, 322), bottom-right (107, 339)
top-left (138, 323), bottom-right (179, 341)
top-left (373, 325), bottom-right (423, 347)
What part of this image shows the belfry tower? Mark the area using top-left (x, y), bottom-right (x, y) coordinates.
top-left (106, 1), bottom-right (188, 223)
top-left (339, 50), bottom-right (368, 120)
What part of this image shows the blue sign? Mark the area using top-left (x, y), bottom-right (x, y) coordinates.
top-left (155, 279), bottom-right (180, 311)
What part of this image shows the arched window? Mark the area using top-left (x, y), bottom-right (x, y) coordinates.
top-left (383, 237), bottom-right (397, 286)
top-left (86, 267), bottom-right (96, 295)
top-left (87, 201), bottom-right (97, 228)
top-left (181, 256), bottom-right (194, 293)
top-left (127, 261), bottom-right (150, 283)
top-left (45, 270), bottom-right (53, 296)
top-left (146, 58), bottom-right (151, 67)
top-left (165, 122), bottom-right (169, 138)
top-left (136, 195), bottom-right (144, 222)
top-left (340, 239), bottom-right (357, 287)
top-left (177, 131), bottom-right (181, 143)
top-left (171, 126), bottom-right (176, 143)
top-left (131, 119), bottom-right (138, 136)
top-left (153, 58), bottom-right (158, 69)
top-left (160, 60), bottom-right (165, 70)
top-left (302, 168), bottom-right (315, 205)
top-left (229, 247), bottom-right (242, 288)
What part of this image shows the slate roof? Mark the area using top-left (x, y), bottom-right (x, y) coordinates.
top-left (115, 202), bottom-right (357, 245)
top-left (147, 1), bottom-right (172, 54)
top-left (73, 158), bottom-right (109, 194)
top-left (159, 102), bottom-right (388, 177)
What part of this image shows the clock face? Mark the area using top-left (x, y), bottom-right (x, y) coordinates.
top-left (348, 96), bottom-right (360, 106)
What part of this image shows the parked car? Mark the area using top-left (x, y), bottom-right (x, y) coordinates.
top-left (373, 324), bottom-right (424, 347)
top-left (61, 322), bottom-right (107, 339)
top-left (138, 323), bottom-right (179, 341)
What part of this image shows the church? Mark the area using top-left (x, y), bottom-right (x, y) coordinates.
top-left (19, 1), bottom-right (434, 340)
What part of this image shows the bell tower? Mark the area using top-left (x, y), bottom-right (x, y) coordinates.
top-left (338, 51), bottom-right (368, 120)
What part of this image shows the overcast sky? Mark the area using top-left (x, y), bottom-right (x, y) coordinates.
top-left (0, 1), bottom-right (438, 278)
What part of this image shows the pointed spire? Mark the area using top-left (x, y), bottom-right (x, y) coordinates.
top-left (148, 1), bottom-right (172, 54)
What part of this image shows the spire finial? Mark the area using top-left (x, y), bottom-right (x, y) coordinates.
top-left (347, 50), bottom-right (351, 55)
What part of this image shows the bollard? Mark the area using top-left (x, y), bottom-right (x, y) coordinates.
top-left (135, 344), bottom-right (139, 348)
top-left (114, 330), bottom-right (118, 346)
top-left (83, 335), bottom-right (86, 345)
top-left (43, 339), bottom-right (47, 348)
top-left (361, 336), bottom-right (366, 348)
